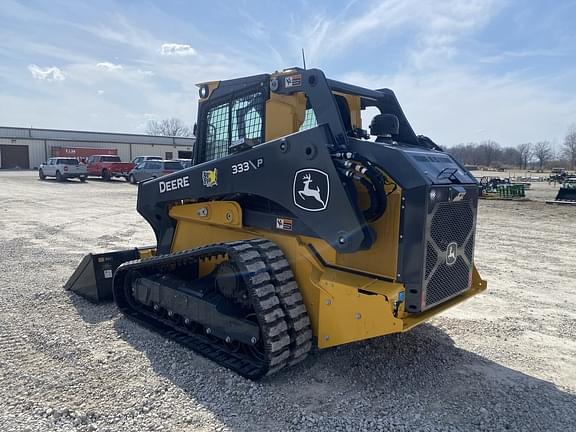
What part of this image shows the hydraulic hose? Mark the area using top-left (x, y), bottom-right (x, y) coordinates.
top-left (333, 153), bottom-right (388, 222)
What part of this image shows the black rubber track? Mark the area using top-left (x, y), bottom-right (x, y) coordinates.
top-left (247, 239), bottom-right (313, 366)
top-left (112, 240), bottom-right (306, 379)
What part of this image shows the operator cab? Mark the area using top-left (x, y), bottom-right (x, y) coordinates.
top-left (193, 68), bottom-right (441, 166)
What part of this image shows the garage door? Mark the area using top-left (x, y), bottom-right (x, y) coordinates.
top-left (0, 145), bottom-right (30, 169)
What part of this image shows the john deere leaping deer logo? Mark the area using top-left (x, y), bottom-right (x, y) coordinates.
top-left (293, 168), bottom-right (330, 212)
top-left (446, 242), bottom-right (458, 266)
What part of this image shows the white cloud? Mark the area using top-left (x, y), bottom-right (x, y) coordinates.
top-left (96, 62), bottom-right (123, 71)
top-left (79, 15), bottom-right (159, 52)
top-left (294, 0), bottom-right (501, 68)
top-left (160, 43), bottom-right (196, 56)
top-left (477, 49), bottom-right (569, 64)
top-left (11, 1), bottom-right (574, 148)
top-left (137, 69), bottom-right (155, 76)
top-left (343, 68), bottom-right (576, 147)
top-left (61, 62), bottom-right (158, 88)
top-left (27, 64), bottom-right (65, 81)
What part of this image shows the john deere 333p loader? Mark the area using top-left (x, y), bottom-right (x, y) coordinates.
top-left (66, 68), bottom-right (487, 379)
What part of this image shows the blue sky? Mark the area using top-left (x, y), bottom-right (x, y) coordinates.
top-left (1, 0), bottom-right (576, 148)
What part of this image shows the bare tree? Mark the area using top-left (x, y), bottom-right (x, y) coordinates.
top-left (516, 143), bottom-right (532, 170)
top-left (146, 118), bottom-right (193, 137)
top-left (563, 125), bottom-right (576, 170)
top-left (446, 141), bottom-right (555, 170)
top-left (447, 142), bottom-right (482, 165)
top-left (502, 147), bottom-right (522, 167)
top-left (447, 144), bottom-right (468, 164)
top-left (533, 141), bottom-right (552, 170)
top-left (477, 140), bottom-right (501, 167)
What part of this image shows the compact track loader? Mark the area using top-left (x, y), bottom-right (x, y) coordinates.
top-left (546, 177), bottom-right (576, 205)
top-left (66, 68), bottom-right (487, 379)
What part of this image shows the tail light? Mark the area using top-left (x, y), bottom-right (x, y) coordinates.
top-left (64, 165), bottom-right (69, 172)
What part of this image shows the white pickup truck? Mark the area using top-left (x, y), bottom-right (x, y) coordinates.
top-left (39, 157), bottom-right (88, 182)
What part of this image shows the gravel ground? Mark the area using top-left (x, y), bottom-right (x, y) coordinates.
top-left (0, 171), bottom-right (575, 432)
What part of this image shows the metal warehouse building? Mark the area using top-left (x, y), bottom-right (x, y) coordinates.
top-left (0, 126), bottom-right (195, 169)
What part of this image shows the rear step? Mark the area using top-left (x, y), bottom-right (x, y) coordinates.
top-left (64, 247), bottom-right (154, 303)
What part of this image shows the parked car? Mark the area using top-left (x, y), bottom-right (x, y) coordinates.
top-left (176, 158), bottom-right (192, 169)
top-left (86, 155), bottom-right (135, 181)
top-left (39, 158), bottom-right (87, 182)
top-left (131, 155), bottom-right (163, 165)
top-left (128, 160), bottom-right (184, 184)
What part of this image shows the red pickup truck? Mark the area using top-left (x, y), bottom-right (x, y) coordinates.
top-left (86, 155), bottom-right (134, 181)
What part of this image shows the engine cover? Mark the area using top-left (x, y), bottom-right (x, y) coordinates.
top-left (348, 138), bottom-right (479, 313)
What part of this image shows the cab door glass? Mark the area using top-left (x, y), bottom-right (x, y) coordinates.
top-left (232, 93), bottom-right (264, 144)
top-left (203, 102), bottom-right (230, 162)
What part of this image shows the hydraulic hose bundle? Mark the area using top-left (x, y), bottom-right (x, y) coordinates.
top-left (332, 152), bottom-right (391, 223)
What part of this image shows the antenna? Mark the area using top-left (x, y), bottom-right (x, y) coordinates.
top-left (301, 48), bottom-right (307, 70)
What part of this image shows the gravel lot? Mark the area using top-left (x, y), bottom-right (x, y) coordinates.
top-left (0, 171), bottom-right (575, 432)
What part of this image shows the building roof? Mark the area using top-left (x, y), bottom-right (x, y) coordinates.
top-left (0, 126), bottom-right (195, 146)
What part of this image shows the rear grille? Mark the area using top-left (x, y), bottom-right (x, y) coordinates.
top-left (430, 202), bottom-right (473, 249)
top-left (426, 257), bottom-right (470, 306)
top-left (423, 199), bottom-right (476, 309)
top-left (464, 236), bottom-right (474, 261)
top-left (425, 245), bottom-right (437, 279)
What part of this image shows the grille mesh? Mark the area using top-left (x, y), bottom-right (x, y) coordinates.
top-left (425, 244), bottom-right (437, 279)
top-left (424, 199), bottom-right (475, 309)
top-left (464, 236), bottom-right (474, 261)
top-left (426, 257), bottom-right (470, 306)
top-left (431, 202), bottom-right (473, 248)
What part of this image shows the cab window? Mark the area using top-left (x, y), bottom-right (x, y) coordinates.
top-left (163, 161), bottom-right (183, 170)
top-left (101, 156), bottom-right (121, 163)
top-left (299, 108), bottom-right (317, 131)
top-left (231, 93), bottom-right (264, 143)
top-left (202, 89), bottom-right (265, 163)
